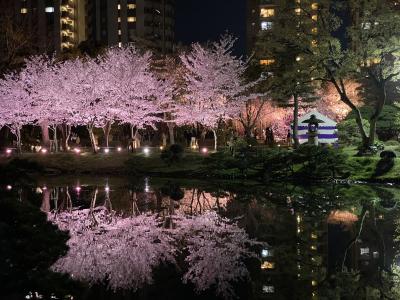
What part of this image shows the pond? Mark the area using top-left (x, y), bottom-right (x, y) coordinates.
top-left (2, 176), bottom-right (400, 300)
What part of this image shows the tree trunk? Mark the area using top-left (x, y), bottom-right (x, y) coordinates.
top-left (368, 84), bottom-right (386, 146)
top-left (53, 126), bottom-right (58, 152)
top-left (212, 129), bottom-right (218, 151)
top-left (15, 126), bottom-right (22, 154)
top-left (292, 94), bottom-right (300, 149)
top-left (167, 122), bottom-right (175, 145)
top-left (130, 125), bottom-right (136, 153)
top-left (87, 124), bottom-right (97, 153)
top-left (60, 124), bottom-right (71, 152)
top-left (40, 121), bottom-right (50, 148)
top-left (102, 121), bottom-right (112, 148)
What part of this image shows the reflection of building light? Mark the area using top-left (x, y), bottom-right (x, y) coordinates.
top-left (144, 177), bottom-right (150, 192)
top-left (311, 280), bottom-right (317, 286)
top-left (296, 215), bottom-right (301, 223)
top-left (373, 251), bottom-right (379, 259)
top-left (261, 261), bottom-right (275, 269)
top-left (262, 285), bottom-right (274, 293)
top-left (328, 210), bottom-right (358, 226)
top-left (311, 233), bottom-right (318, 239)
top-left (360, 248), bottom-right (370, 255)
top-left (311, 245), bottom-right (317, 250)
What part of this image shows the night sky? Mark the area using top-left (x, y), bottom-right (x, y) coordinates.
top-left (175, 0), bottom-right (247, 56)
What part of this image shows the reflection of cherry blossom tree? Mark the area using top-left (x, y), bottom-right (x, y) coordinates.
top-left (48, 209), bottom-right (260, 298)
top-left (175, 212), bottom-right (259, 299)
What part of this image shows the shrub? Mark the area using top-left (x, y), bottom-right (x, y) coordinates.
top-left (337, 118), bottom-right (370, 146)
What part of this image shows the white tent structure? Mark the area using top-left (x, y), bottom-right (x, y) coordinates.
top-left (293, 111), bottom-right (338, 144)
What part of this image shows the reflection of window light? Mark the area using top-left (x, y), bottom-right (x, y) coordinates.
top-left (360, 248), bottom-right (370, 255)
top-left (295, 8), bottom-right (301, 15)
top-left (127, 4), bottom-right (136, 9)
top-left (311, 233), bottom-right (318, 239)
top-left (261, 261), bottom-right (275, 269)
top-left (261, 249), bottom-right (273, 257)
top-left (260, 8), bottom-right (274, 18)
top-left (311, 245), bottom-right (317, 250)
top-left (262, 285), bottom-right (275, 293)
top-left (311, 3), bottom-right (318, 10)
top-left (312, 15), bottom-right (318, 21)
top-left (127, 17), bottom-right (136, 22)
top-left (45, 7), bottom-right (54, 13)
top-left (261, 21), bottom-right (273, 30)
top-left (118, 17), bottom-right (121, 22)
top-left (21, 8), bottom-right (28, 14)
top-left (117, 4), bottom-right (121, 9)
top-left (260, 59), bottom-right (275, 66)
top-left (373, 251), bottom-right (379, 258)
top-left (118, 42), bottom-right (122, 48)
top-left (118, 29), bottom-right (122, 35)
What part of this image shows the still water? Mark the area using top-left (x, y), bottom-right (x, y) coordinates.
top-left (2, 176), bottom-right (400, 300)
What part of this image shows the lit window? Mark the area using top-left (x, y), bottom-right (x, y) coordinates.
top-left (312, 15), bottom-right (318, 21)
top-left (312, 27), bottom-right (318, 34)
top-left (260, 59), bottom-right (275, 65)
top-left (45, 7), bottom-right (54, 13)
top-left (261, 249), bottom-right (273, 257)
top-left (260, 8), bottom-right (274, 18)
top-left (295, 8), bottom-right (301, 15)
top-left (311, 3), bottom-right (318, 10)
top-left (261, 261), bottom-right (275, 269)
top-left (127, 17), bottom-right (136, 22)
top-left (127, 4), bottom-right (136, 9)
top-left (261, 21), bottom-right (273, 30)
top-left (21, 8), bottom-right (28, 14)
top-left (262, 285), bottom-right (275, 293)
top-left (117, 4), bottom-right (121, 10)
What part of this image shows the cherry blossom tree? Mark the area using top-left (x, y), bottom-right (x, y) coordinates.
top-left (0, 70), bottom-right (36, 153)
top-left (180, 35), bottom-right (259, 150)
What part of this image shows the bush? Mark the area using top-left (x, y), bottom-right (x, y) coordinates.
top-left (262, 145), bottom-right (349, 181)
top-left (337, 118), bottom-right (370, 146)
top-left (385, 140), bottom-right (400, 146)
top-left (160, 144), bottom-right (184, 165)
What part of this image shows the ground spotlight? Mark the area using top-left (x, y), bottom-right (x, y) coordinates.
top-left (6, 185), bottom-right (12, 190)
top-left (105, 186), bottom-right (110, 192)
top-left (143, 147), bottom-right (150, 155)
top-left (201, 147), bottom-right (208, 154)
top-left (5, 148), bottom-right (12, 154)
top-left (104, 148), bottom-right (110, 154)
top-left (41, 148), bottom-right (48, 154)
top-left (117, 147), bottom-right (122, 152)
top-left (74, 148), bottom-right (81, 154)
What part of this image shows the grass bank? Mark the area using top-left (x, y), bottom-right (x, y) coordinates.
top-left (0, 146), bottom-right (399, 184)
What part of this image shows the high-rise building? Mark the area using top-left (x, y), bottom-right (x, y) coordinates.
top-left (7, 0), bottom-right (175, 54)
top-left (246, 0), bottom-right (280, 55)
top-left (10, 0), bottom-right (87, 53)
top-left (86, 0), bottom-right (175, 54)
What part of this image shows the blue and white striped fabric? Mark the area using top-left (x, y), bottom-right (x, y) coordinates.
top-left (291, 111), bottom-right (338, 144)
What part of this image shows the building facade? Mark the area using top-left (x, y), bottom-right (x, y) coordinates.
top-left (86, 0), bottom-right (175, 53)
top-left (8, 0), bottom-right (175, 54)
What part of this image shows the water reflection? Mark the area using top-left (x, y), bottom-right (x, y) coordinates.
top-left (2, 179), bottom-right (400, 299)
